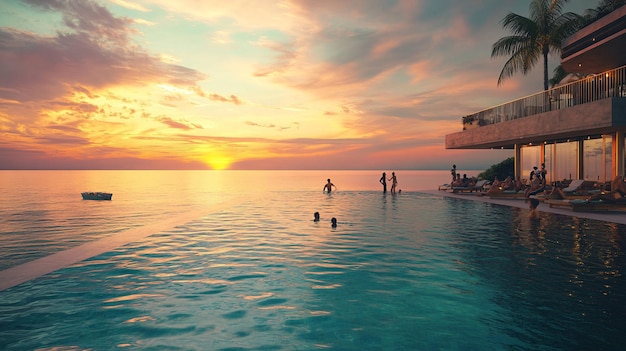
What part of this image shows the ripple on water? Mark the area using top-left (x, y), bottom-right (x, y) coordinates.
top-left (2, 192), bottom-right (626, 350)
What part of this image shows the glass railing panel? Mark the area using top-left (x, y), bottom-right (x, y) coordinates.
top-left (461, 65), bottom-right (626, 129)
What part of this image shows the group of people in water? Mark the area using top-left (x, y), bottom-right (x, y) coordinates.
top-left (379, 172), bottom-right (398, 194)
top-left (319, 171), bottom-right (402, 227)
top-left (314, 211), bottom-right (337, 227)
top-left (324, 172), bottom-right (400, 195)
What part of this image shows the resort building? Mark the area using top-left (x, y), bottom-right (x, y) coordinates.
top-left (445, 5), bottom-right (626, 185)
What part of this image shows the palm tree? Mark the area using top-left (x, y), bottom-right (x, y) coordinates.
top-left (583, 0), bottom-right (626, 24)
top-left (548, 64), bottom-right (567, 88)
top-left (491, 0), bottom-right (582, 90)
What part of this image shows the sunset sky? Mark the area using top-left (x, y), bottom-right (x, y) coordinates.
top-left (0, 0), bottom-right (593, 170)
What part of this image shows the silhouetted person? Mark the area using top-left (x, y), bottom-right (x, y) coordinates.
top-left (380, 172), bottom-right (387, 193)
top-left (461, 174), bottom-right (470, 187)
top-left (331, 217), bottom-right (337, 227)
top-left (388, 172), bottom-right (398, 194)
top-left (323, 179), bottom-right (336, 193)
top-left (451, 164), bottom-right (457, 183)
top-left (314, 212), bottom-right (320, 221)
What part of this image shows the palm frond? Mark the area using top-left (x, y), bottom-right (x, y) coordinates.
top-left (496, 40), bottom-right (541, 85)
top-left (492, 0), bottom-right (582, 89)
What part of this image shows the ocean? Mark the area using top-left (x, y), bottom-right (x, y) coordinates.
top-left (0, 170), bottom-right (456, 270)
top-left (1, 170), bottom-right (625, 350)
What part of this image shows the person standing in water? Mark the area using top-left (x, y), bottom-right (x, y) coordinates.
top-left (379, 172), bottom-right (387, 193)
top-left (323, 179), bottom-right (336, 193)
top-left (388, 172), bottom-right (398, 194)
top-left (450, 164), bottom-right (457, 183)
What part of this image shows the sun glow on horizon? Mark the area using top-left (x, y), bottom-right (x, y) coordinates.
top-left (202, 155), bottom-right (234, 170)
top-left (5, 0), bottom-right (586, 170)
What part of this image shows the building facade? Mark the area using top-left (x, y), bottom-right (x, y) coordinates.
top-left (445, 6), bottom-right (626, 184)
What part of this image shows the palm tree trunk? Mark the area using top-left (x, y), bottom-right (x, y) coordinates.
top-left (543, 51), bottom-right (548, 90)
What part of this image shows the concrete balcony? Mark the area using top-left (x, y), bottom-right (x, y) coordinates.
top-left (446, 65), bottom-right (626, 149)
top-left (446, 97), bottom-right (626, 149)
top-left (446, 6), bottom-right (626, 180)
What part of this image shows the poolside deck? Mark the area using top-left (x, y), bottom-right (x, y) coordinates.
top-left (424, 189), bottom-right (626, 225)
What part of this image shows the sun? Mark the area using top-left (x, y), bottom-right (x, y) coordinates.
top-left (204, 155), bottom-right (233, 170)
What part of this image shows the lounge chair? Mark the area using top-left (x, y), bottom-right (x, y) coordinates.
top-left (452, 180), bottom-right (488, 193)
top-left (561, 179), bottom-right (585, 193)
top-left (547, 198), bottom-right (626, 212)
top-left (488, 189), bottom-right (526, 199)
top-left (538, 179), bottom-right (600, 200)
top-left (545, 199), bottom-right (575, 209)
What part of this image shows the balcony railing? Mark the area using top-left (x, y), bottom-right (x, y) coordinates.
top-left (461, 65), bottom-right (626, 130)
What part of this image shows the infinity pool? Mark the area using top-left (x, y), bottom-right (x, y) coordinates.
top-left (1, 190), bottom-right (626, 350)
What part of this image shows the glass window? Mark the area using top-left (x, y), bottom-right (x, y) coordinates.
top-left (604, 136), bottom-right (612, 183)
top-left (544, 143), bottom-right (554, 184)
top-left (584, 138), bottom-right (603, 182)
top-left (554, 141), bottom-right (578, 181)
top-left (521, 145), bottom-right (541, 182)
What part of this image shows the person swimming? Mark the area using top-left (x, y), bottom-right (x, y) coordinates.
top-left (323, 179), bottom-right (336, 193)
top-left (314, 212), bottom-right (320, 221)
top-left (331, 217), bottom-right (337, 227)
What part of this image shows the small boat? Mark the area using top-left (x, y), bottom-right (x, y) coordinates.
top-left (81, 192), bottom-right (113, 200)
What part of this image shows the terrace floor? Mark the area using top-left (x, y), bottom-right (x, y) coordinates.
top-left (422, 189), bottom-right (626, 225)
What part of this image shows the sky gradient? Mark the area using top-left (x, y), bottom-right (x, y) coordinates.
top-left (0, 0), bottom-right (593, 170)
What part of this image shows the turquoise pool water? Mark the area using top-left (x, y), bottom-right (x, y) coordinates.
top-left (1, 171), bottom-right (626, 350)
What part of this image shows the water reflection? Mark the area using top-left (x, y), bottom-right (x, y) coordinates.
top-left (2, 191), bottom-right (626, 350)
top-left (473, 204), bottom-right (626, 350)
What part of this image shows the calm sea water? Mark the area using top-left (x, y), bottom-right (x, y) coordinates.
top-left (0, 170), bottom-right (454, 270)
top-left (1, 170), bottom-right (626, 350)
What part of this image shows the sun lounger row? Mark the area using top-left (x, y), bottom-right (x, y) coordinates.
top-left (545, 199), bottom-right (626, 212)
top-left (489, 190), bottom-right (526, 199)
top-left (451, 179), bottom-right (488, 193)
